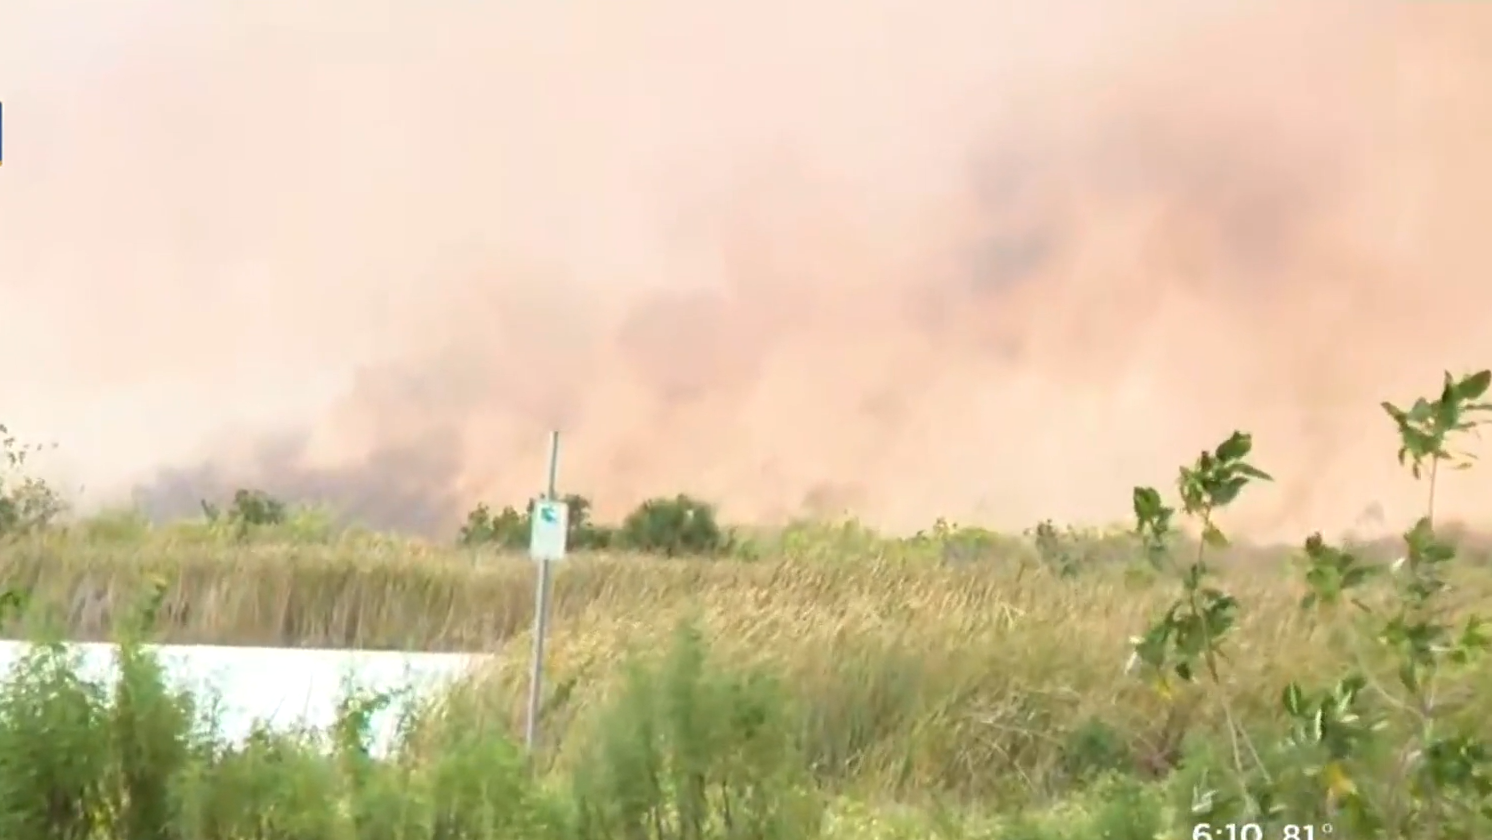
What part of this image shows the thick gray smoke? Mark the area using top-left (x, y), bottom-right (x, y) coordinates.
top-left (2, 1), bottom-right (1491, 539)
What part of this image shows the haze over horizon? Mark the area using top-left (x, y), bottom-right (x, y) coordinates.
top-left (2, 1), bottom-right (1491, 540)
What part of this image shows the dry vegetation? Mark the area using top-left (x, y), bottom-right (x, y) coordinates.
top-left (0, 371), bottom-right (1490, 838)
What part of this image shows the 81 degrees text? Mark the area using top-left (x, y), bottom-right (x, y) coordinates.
top-left (1193, 824), bottom-right (1333, 840)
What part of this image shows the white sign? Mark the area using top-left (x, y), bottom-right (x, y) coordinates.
top-left (529, 499), bottom-right (569, 562)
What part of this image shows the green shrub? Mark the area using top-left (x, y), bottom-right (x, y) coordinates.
top-left (0, 641), bottom-right (113, 840)
top-left (459, 493), bottom-right (617, 551)
top-left (174, 724), bottom-right (347, 839)
top-left (108, 637), bottom-right (197, 840)
top-left (199, 488), bottom-right (288, 528)
top-left (459, 500), bottom-right (530, 548)
top-left (618, 495), bottom-right (731, 557)
top-left (1127, 370), bottom-right (1492, 838)
top-left (0, 425), bottom-right (63, 539)
top-left (459, 493), bottom-right (728, 557)
top-left (1056, 717), bottom-right (1135, 787)
top-left (571, 621), bottom-right (823, 840)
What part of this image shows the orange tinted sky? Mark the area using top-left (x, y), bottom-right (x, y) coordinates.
top-left (2, 1), bottom-right (1490, 539)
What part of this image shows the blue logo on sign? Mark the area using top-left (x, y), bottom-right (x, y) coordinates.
top-left (540, 505), bottom-right (559, 524)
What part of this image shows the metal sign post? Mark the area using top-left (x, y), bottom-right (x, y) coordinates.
top-left (525, 430), bottom-right (566, 752)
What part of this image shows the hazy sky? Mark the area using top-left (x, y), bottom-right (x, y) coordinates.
top-left (2, 1), bottom-right (1491, 539)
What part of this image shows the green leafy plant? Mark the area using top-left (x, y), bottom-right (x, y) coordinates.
top-left (458, 493), bottom-right (616, 551)
top-left (1127, 430), bottom-right (1276, 825)
top-left (460, 492), bottom-right (729, 556)
top-left (0, 641), bottom-right (113, 840)
top-left (1030, 519), bottom-right (1083, 578)
top-left (1285, 370), bottom-right (1492, 837)
top-left (1024, 519), bottom-right (1132, 577)
top-left (0, 424), bottom-right (64, 538)
top-left (200, 488), bottom-right (290, 541)
top-left (457, 501), bottom-right (532, 549)
top-left (619, 495), bottom-right (732, 557)
top-left (1133, 370), bottom-right (1492, 839)
top-left (570, 621), bottom-right (822, 840)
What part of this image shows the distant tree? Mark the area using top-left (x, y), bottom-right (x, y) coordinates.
top-left (200, 488), bottom-right (289, 540)
top-left (618, 494), bottom-right (730, 557)
top-left (458, 493), bottom-right (616, 551)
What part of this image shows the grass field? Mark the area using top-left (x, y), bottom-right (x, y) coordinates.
top-left (0, 372), bottom-right (1490, 838)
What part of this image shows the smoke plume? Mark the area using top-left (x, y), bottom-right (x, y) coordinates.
top-left (2, 1), bottom-right (1490, 539)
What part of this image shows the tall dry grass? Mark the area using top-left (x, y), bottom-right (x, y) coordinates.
top-left (5, 522), bottom-right (1490, 813)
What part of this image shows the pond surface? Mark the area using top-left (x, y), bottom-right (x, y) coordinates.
top-left (0, 641), bottom-right (490, 756)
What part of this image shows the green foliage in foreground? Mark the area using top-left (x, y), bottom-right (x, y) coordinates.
top-left (0, 615), bottom-right (1191, 840)
top-left (1128, 370), bottom-right (1492, 839)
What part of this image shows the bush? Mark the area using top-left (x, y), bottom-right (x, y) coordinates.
top-left (570, 621), bottom-right (823, 840)
top-left (0, 425), bottom-right (64, 538)
top-left (0, 642), bottom-right (113, 840)
top-left (460, 493), bottom-right (730, 557)
top-left (458, 501), bottom-right (530, 549)
top-left (0, 588), bottom-right (569, 840)
top-left (0, 597), bottom-right (832, 839)
top-left (618, 495), bottom-right (731, 557)
top-left (200, 487), bottom-right (288, 537)
top-left (1125, 370), bottom-right (1492, 838)
top-left (459, 493), bottom-right (616, 551)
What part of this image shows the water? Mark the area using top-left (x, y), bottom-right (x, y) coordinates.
top-left (0, 640), bottom-right (489, 755)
